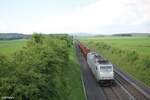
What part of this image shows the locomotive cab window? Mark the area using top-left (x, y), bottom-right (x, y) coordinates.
top-left (100, 66), bottom-right (112, 72)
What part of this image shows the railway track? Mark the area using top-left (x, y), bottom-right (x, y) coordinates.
top-left (75, 42), bottom-right (150, 100)
top-left (114, 69), bottom-right (150, 100)
top-left (101, 86), bottom-right (121, 100)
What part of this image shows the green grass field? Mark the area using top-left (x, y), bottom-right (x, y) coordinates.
top-left (80, 37), bottom-right (150, 56)
top-left (0, 39), bottom-right (27, 55)
top-left (80, 36), bottom-right (150, 87)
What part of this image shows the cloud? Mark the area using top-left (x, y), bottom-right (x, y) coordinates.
top-left (41, 0), bottom-right (150, 34)
top-left (81, 0), bottom-right (142, 25)
top-left (0, 0), bottom-right (150, 34)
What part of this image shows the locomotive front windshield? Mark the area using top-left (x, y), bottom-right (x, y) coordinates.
top-left (100, 66), bottom-right (112, 72)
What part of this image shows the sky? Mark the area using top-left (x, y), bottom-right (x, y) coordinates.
top-left (0, 0), bottom-right (150, 34)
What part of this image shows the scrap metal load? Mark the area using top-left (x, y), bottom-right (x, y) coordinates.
top-left (78, 41), bottom-right (114, 85)
top-left (78, 41), bottom-right (90, 59)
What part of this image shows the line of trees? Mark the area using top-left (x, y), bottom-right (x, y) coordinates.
top-left (0, 34), bottom-right (73, 100)
top-left (0, 33), bottom-right (30, 40)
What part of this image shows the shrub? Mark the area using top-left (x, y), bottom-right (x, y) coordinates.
top-left (0, 34), bottom-right (72, 100)
top-left (126, 51), bottom-right (139, 62)
top-left (143, 56), bottom-right (150, 69)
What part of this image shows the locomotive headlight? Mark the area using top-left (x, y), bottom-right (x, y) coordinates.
top-left (100, 72), bottom-right (104, 74)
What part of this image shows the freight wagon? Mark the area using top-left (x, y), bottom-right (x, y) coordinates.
top-left (78, 41), bottom-right (90, 58)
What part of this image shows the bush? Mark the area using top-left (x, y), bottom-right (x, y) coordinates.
top-left (143, 56), bottom-right (150, 69)
top-left (0, 34), bottom-right (72, 100)
top-left (126, 51), bottom-right (139, 62)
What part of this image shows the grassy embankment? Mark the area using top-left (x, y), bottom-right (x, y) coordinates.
top-left (81, 36), bottom-right (150, 87)
top-left (67, 47), bottom-right (85, 100)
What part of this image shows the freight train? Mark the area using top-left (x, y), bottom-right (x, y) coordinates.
top-left (78, 41), bottom-right (114, 85)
